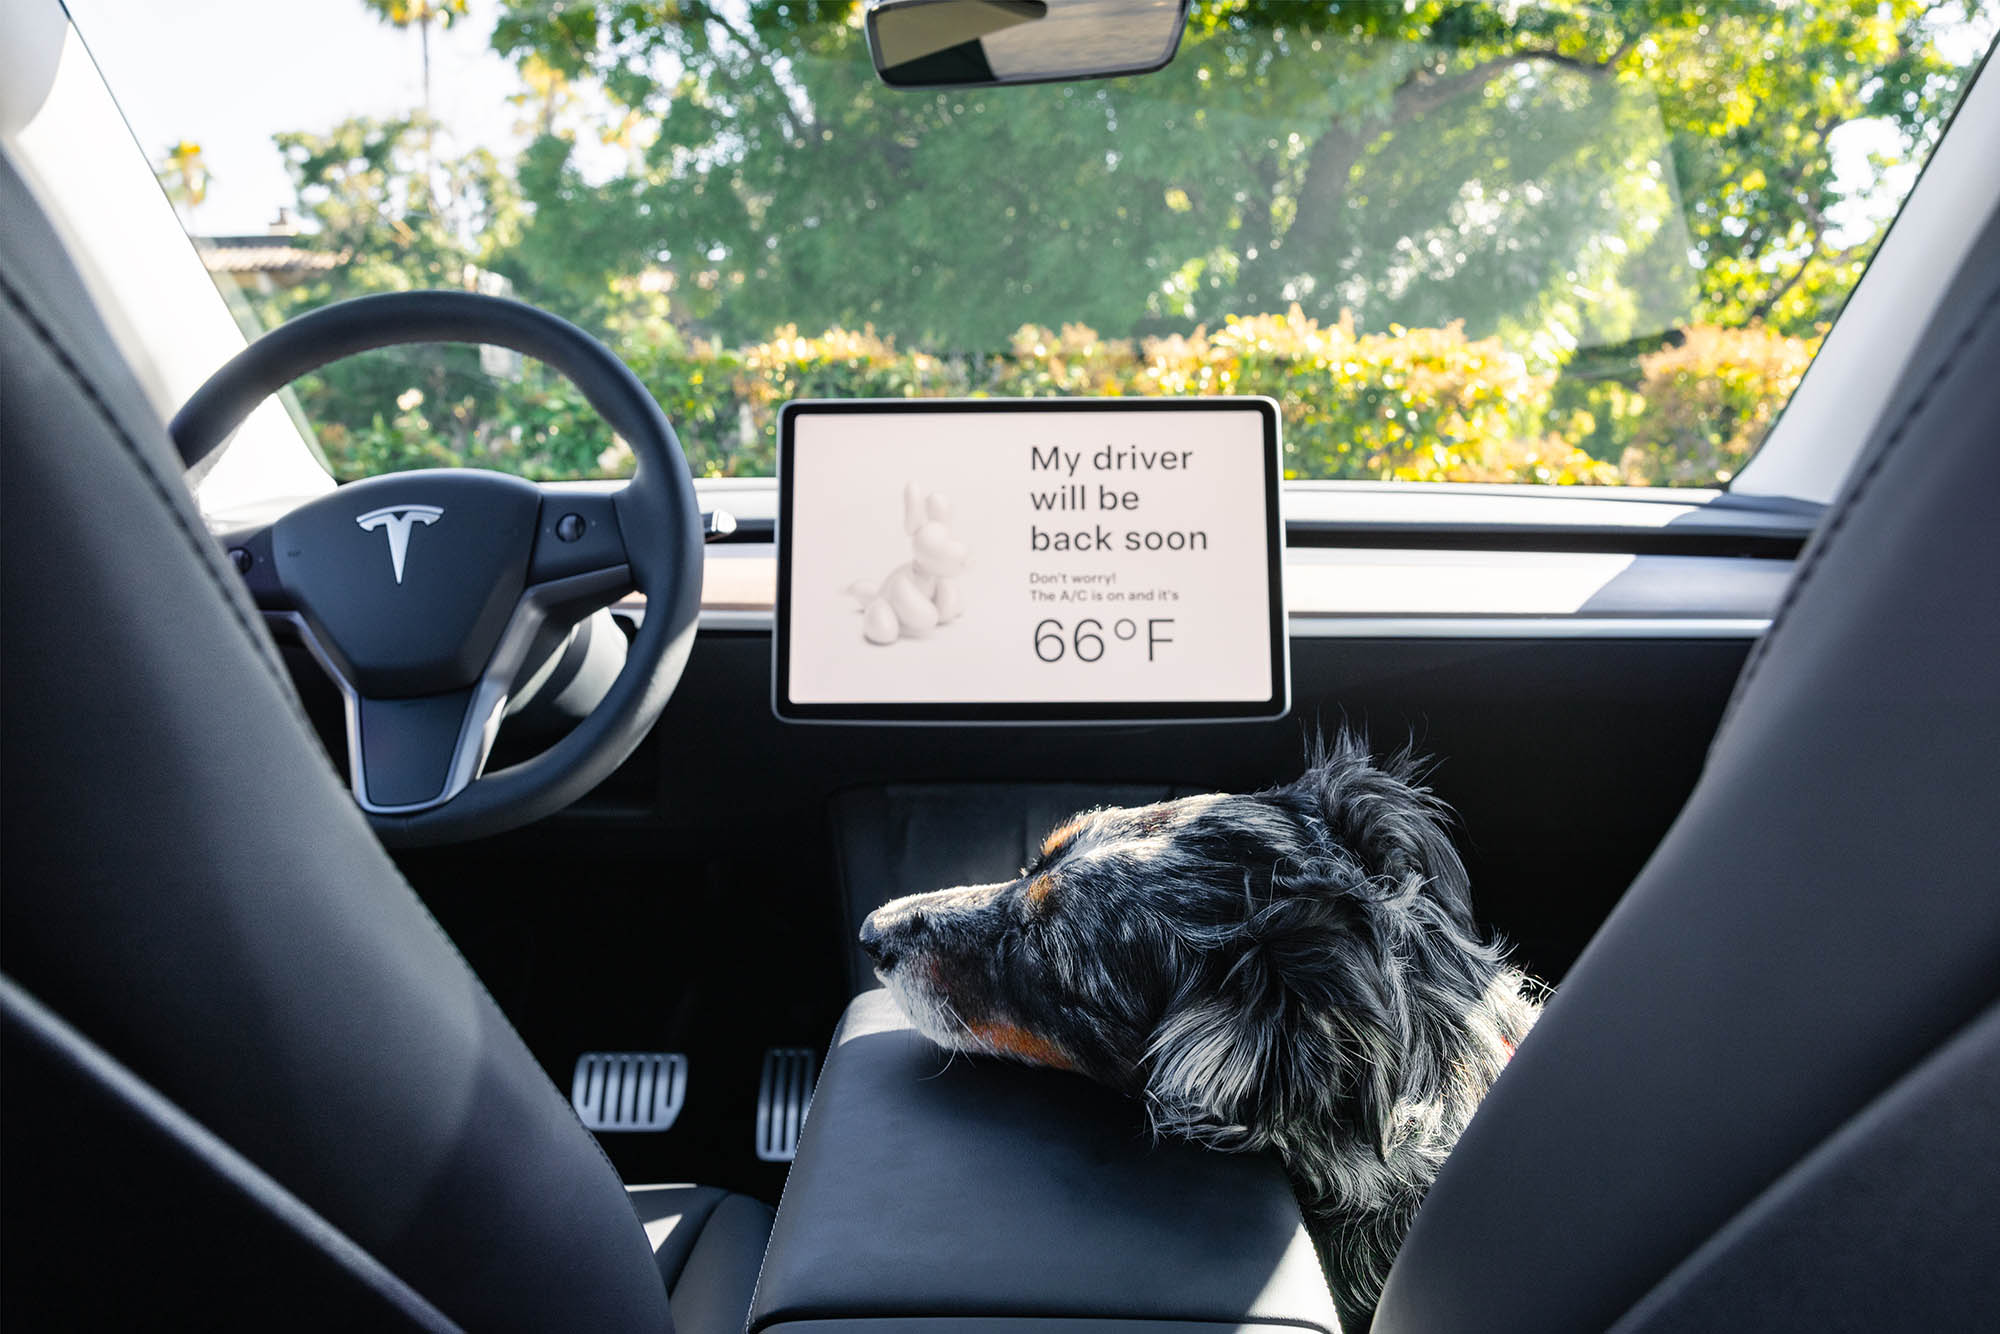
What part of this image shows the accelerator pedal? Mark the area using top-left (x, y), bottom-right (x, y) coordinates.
top-left (756, 1047), bottom-right (817, 1162)
top-left (571, 1051), bottom-right (687, 1133)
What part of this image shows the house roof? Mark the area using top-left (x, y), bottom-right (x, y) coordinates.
top-left (196, 235), bottom-right (344, 275)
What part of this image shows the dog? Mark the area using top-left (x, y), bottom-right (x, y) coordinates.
top-left (859, 735), bottom-right (1541, 1326)
top-left (847, 482), bottom-right (970, 644)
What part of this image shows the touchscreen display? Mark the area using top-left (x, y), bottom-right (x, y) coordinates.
top-left (775, 398), bottom-right (1287, 722)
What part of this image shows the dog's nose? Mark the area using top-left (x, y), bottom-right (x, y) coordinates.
top-left (858, 916), bottom-right (895, 970)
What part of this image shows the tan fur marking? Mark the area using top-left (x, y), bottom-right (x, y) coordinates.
top-left (970, 1020), bottom-right (1076, 1071)
top-left (1041, 818), bottom-right (1086, 859)
top-left (1025, 873), bottom-right (1056, 908)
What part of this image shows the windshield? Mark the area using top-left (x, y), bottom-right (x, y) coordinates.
top-left (74, 0), bottom-right (1996, 487)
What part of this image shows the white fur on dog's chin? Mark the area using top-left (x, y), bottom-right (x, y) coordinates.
top-left (877, 967), bottom-right (972, 1051)
top-left (878, 967), bottom-right (1069, 1068)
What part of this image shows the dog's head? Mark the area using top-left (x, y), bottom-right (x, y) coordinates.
top-left (860, 737), bottom-right (1522, 1182)
top-left (904, 483), bottom-right (968, 579)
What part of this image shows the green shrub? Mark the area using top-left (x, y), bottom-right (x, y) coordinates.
top-left (1617, 325), bottom-right (1819, 486)
top-left (296, 308), bottom-right (1814, 488)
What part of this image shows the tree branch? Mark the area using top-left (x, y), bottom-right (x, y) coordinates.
top-left (1240, 42), bottom-right (1621, 308)
top-left (699, 4), bottom-right (815, 141)
top-left (1746, 219), bottom-right (1827, 325)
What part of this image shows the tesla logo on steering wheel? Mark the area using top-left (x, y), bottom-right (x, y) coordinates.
top-left (355, 505), bottom-right (443, 584)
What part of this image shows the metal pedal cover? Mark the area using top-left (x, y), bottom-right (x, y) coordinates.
top-left (571, 1052), bottom-right (687, 1133)
top-left (755, 1048), bottom-right (817, 1162)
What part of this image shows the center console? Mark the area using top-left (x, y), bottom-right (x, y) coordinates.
top-left (747, 990), bottom-right (1341, 1333)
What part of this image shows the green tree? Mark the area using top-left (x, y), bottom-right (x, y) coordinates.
top-left (259, 116), bottom-right (556, 480)
top-left (239, 0), bottom-right (1989, 484)
top-left (271, 115), bottom-right (519, 310)
top-left (485, 0), bottom-right (1982, 352)
top-left (362, 0), bottom-right (470, 113)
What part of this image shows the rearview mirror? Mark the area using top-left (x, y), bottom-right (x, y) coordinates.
top-left (865, 0), bottom-right (1191, 89)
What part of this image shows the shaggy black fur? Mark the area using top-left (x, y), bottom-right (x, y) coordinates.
top-left (860, 736), bottom-right (1540, 1327)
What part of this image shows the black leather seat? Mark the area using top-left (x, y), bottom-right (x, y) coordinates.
top-left (1373, 215), bottom-right (2000, 1331)
top-left (631, 1185), bottom-right (777, 1332)
top-left (0, 150), bottom-right (769, 1331)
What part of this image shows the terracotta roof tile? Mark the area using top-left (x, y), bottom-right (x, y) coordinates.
top-left (196, 238), bottom-right (344, 275)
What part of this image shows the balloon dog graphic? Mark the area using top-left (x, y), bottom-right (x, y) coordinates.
top-left (849, 482), bottom-right (970, 645)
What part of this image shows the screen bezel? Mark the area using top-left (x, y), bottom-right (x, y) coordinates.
top-left (773, 397), bottom-right (1289, 725)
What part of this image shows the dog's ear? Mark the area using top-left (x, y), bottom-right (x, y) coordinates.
top-left (1142, 887), bottom-right (1406, 1173)
top-left (1143, 736), bottom-right (1498, 1186)
top-left (1292, 730), bottom-right (1475, 927)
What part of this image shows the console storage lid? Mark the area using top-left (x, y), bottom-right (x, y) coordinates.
top-left (748, 990), bottom-right (1339, 1332)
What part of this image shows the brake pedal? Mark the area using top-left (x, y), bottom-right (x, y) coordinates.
top-left (571, 1052), bottom-right (687, 1133)
top-left (756, 1048), bottom-right (817, 1162)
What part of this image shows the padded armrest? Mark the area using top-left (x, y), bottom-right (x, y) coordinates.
top-left (748, 991), bottom-right (1339, 1333)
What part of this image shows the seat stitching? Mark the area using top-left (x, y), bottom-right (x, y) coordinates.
top-left (2, 972), bottom-right (465, 1333)
top-left (0, 270), bottom-right (306, 727)
top-left (1718, 279), bottom-right (2000, 731)
top-left (646, 1186), bottom-right (726, 1291)
top-left (1, 270), bottom-right (643, 1267)
top-left (741, 1022), bottom-right (845, 1334)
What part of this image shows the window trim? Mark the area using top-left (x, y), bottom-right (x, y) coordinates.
top-left (1731, 54), bottom-right (2000, 505)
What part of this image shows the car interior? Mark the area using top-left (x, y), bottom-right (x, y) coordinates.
top-left (3, 2), bottom-right (1997, 1331)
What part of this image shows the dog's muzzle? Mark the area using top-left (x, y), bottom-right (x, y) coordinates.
top-left (863, 884), bottom-right (1004, 977)
top-left (861, 904), bottom-right (933, 973)
top-left (858, 914), bottom-right (898, 971)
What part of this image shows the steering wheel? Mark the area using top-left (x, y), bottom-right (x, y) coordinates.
top-left (172, 291), bottom-right (704, 848)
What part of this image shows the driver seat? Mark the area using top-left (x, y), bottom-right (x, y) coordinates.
top-left (0, 152), bottom-right (769, 1331)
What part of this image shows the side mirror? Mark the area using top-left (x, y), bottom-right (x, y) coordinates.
top-left (865, 0), bottom-right (1191, 89)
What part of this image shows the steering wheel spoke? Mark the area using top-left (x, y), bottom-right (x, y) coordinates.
top-left (216, 523), bottom-right (293, 611)
top-left (349, 686), bottom-right (490, 813)
top-left (527, 488), bottom-right (633, 592)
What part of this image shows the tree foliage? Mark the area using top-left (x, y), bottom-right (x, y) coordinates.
top-left (483, 0), bottom-right (1979, 345)
top-left (219, 0), bottom-right (1991, 484)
